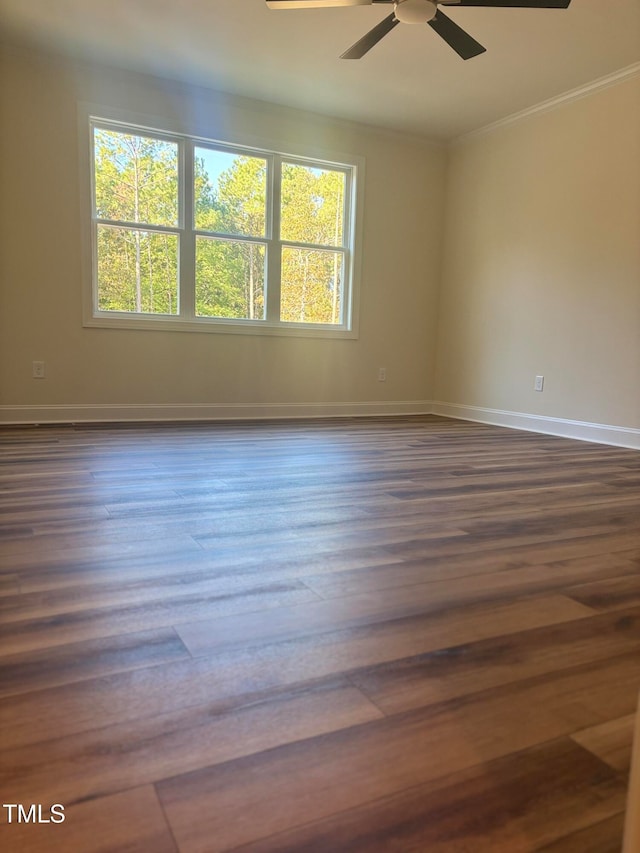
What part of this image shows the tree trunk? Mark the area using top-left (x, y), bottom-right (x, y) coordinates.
top-left (331, 187), bottom-right (342, 324)
top-left (331, 254), bottom-right (339, 324)
top-left (300, 255), bottom-right (308, 323)
top-left (132, 143), bottom-right (142, 313)
top-left (248, 244), bottom-right (255, 320)
top-left (147, 239), bottom-right (153, 313)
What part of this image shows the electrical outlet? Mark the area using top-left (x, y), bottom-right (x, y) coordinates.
top-left (378, 367), bottom-right (386, 382)
top-left (534, 375), bottom-right (544, 392)
top-left (32, 361), bottom-right (45, 379)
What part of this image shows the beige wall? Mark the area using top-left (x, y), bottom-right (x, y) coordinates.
top-left (0, 43), bottom-right (446, 419)
top-left (435, 76), bottom-right (640, 429)
top-left (2, 42), bottom-right (639, 431)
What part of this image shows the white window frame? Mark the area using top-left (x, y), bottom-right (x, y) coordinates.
top-left (81, 109), bottom-right (363, 339)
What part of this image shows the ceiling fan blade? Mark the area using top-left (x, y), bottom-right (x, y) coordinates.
top-left (440, 1), bottom-right (571, 7)
top-left (266, 1), bottom-right (391, 9)
top-left (428, 9), bottom-right (486, 59)
top-left (340, 13), bottom-right (399, 59)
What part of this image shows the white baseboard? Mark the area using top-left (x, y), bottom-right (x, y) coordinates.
top-left (3, 400), bottom-right (639, 450)
top-left (431, 401), bottom-right (640, 450)
top-left (0, 400), bottom-right (433, 425)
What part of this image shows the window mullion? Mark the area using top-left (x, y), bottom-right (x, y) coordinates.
top-left (280, 239), bottom-right (347, 252)
top-left (180, 140), bottom-right (196, 320)
top-left (266, 154), bottom-right (281, 323)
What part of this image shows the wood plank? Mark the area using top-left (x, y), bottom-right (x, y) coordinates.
top-left (0, 627), bottom-right (190, 698)
top-left (303, 552), bottom-right (639, 601)
top-left (12, 548), bottom-right (404, 595)
top-left (0, 575), bottom-right (20, 597)
top-left (193, 521), bottom-right (469, 553)
top-left (1, 682), bottom-right (382, 806)
top-left (572, 714), bottom-right (636, 772)
top-left (176, 589), bottom-right (592, 658)
top-left (0, 594), bottom-right (591, 750)
top-left (0, 786), bottom-right (177, 853)
top-left (0, 503), bottom-right (110, 526)
top-left (379, 527), bottom-right (637, 562)
top-left (360, 481), bottom-right (640, 523)
top-left (0, 578), bottom-right (320, 655)
top-left (349, 605), bottom-right (640, 715)
top-left (538, 813), bottom-right (626, 852)
top-left (0, 532), bottom-right (204, 563)
top-left (567, 574), bottom-right (640, 612)
top-left (0, 568), bottom-right (322, 624)
top-left (230, 739), bottom-right (626, 853)
top-left (157, 653), bottom-right (640, 851)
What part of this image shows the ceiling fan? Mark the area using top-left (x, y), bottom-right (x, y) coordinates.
top-left (265, 0), bottom-right (572, 61)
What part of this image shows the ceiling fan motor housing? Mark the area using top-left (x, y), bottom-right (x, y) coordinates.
top-left (394, 0), bottom-right (438, 25)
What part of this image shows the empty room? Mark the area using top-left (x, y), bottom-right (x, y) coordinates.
top-left (1, 1), bottom-right (640, 850)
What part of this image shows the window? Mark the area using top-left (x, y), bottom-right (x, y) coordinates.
top-left (88, 118), bottom-right (360, 336)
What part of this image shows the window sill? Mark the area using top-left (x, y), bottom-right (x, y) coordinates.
top-left (83, 314), bottom-right (358, 339)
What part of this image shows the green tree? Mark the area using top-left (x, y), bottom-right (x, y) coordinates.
top-left (195, 155), bottom-right (267, 320)
top-left (94, 129), bottom-right (179, 314)
top-left (280, 163), bottom-right (345, 324)
top-left (95, 133), bottom-right (346, 324)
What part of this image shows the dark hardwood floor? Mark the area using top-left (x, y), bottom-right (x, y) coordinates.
top-left (0, 415), bottom-right (638, 852)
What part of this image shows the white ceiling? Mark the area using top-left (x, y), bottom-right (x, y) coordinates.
top-left (1, 0), bottom-right (639, 139)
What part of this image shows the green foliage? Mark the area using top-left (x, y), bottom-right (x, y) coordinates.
top-left (279, 164), bottom-right (345, 324)
top-left (94, 130), bottom-right (346, 325)
top-left (281, 247), bottom-right (342, 325)
top-left (281, 163), bottom-right (344, 247)
top-left (94, 129), bottom-right (180, 314)
top-left (196, 238), bottom-right (264, 320)
top-left (195, 152), bottom-right (266, 238)
top-left (94, 129), bottom-right (178, 227)
top-left (194, 154), bottom-right (267, 319)
top-left (97, 227), bottom-right (178, 315)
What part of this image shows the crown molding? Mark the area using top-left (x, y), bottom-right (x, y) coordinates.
top-left (454, 61), bottom-right (640, 145)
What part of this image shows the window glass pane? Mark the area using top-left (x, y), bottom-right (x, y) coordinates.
top-left (280, 163), bottom-right (345, 248)
top-left (194, 149), bottom-right (267, 237)
top-left (97, 225), bottom-right (178, 314)
top-left (94, 129), bottom-right (178, 227)
top-left (280, 247), bottom-right (343, 325)
top-left (195, 237), bottom-right (265, 320)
